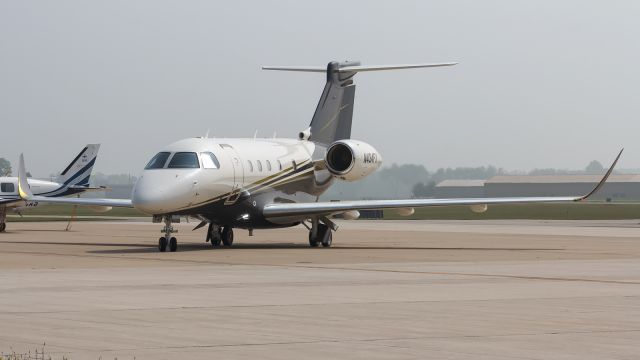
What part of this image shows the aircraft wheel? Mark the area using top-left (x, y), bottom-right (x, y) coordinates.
top-left (159, 237), bottom-right (168, 252)
top-left (321, 230), bottom-right (333, 248)
top-left (0, 223), bottom-right (5, 232)
top-left (308, 231), bottom-right (319, 247)
top-left (207, 223), bottom-right (222, 247)
top-left (211, 236), bottom-right (221, 247)
top-left (212, 230), bottom-right (222, 247)
top-left (169, 237), bottom-right (178, 252)
top-left (222, 227), bottom-right (234, 246)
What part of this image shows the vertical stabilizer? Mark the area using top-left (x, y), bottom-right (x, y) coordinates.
top-left (307, 61), bottom-right (359, 145)
top-left (56, 144), bottom-right (101, 187)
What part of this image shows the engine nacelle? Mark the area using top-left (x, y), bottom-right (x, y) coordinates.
top-left (89, 205), bottom-right (113, 213)
top-left (325, 140), bottom-right (382, 181)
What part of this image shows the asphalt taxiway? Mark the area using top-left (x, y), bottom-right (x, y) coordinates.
top-left (1, 220), bottom-right (639, 359)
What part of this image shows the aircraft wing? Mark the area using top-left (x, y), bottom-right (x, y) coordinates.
top-left (264, 149), bottom-right (623, 220)
top-left (17, 154), bottom-right (134, 208)
top-left (18, 196), bottom-right (132, 208)
top-left (68, 185), bottom-right (109, 192)
top-left (0, 197), bottom-right (20, 206)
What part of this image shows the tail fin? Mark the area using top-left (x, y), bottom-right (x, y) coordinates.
top-left (56, 144), bottom-right (100, 187)
top-left (263, 61), bottom-right (457, 145)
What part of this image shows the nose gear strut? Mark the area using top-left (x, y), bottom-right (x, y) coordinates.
top-left (158, 215), bottom-right (178, 252)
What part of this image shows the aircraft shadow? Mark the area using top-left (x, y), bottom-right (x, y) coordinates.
top-left (90, 244), bottom-right (563, 254)
top-left (1, 240), bottom-right (151, 248)
top-left (2, 229), bottom-right (73, 233)
top-left (0, 240), bottom-right (563, 253)
top-left (88, 242), bottom-right (309, 254)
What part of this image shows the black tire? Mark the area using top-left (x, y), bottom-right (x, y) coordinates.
top-left (222, 227), bottom-right (234, 246)
top-left (308, 231), bottom-right (319, 247)
top-left (208, 224), bottom-right (222, 247)
top-left (159, 237), bottom-right (167, 252)
top-left (310, 223), bottom-right (330, 247)
top-left (321, 230), bottom-right (333, 248)
top-left (0, 223), bottom-right (5, 232)
top-left (169, 237), bottom-right (178, 252)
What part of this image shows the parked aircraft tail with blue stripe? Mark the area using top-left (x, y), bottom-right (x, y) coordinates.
top-left (0, 144), bottom-right (104, 232)
top-left (56, 144), bottom-right (100, 188)
top-left (31, 144), bottom-right (102, 198)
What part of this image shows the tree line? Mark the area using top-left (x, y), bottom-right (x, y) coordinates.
top-left (0, 156), bottom-right (607, 199)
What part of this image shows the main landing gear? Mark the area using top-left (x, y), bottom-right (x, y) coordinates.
top-left (0, 206), bottom-right (6, 233)
top-left (206, 223), bottom-right (234, 248)
top-left (158, 215), bottom-right (178, 252)
top-left (308, 221), bottom-right (333, 248)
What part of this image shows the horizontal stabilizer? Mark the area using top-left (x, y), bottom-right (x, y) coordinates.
top-left (265, 60), bottom-right (457, 145)
top-left (262, 62), bottom-right (457, 73)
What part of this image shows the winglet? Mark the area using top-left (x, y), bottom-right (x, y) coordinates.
top-left (17, 154), bottom-right (34, 200)
top-left (578, 148), bottom-right (624, 201)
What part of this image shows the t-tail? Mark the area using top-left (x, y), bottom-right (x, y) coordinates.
top-left (262, 61), bottom-right (457, 145)
top-left (56, 144), bottom-right (101, 188)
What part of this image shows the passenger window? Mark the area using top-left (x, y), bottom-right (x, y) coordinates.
top-left (1, 182), bottom-right (15, 193)
top-left (266, 160), bottom-right (272, 171)
top-left (277, 160), bottom-right (282, 171)
top-left (145, 152), bottom-right (171, 169)
top-left (167, 152), bottom-right (200, 169)
top-left (201, 152), bottom-right (220, 169)
top-left (256, 160), bottom-right (263, 172)
top-left (247, 160), bottom-right (253, 172)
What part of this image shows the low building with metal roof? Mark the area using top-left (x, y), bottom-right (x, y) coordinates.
top-left (484, 174), bottom-right (640, 200)
top-left (434, 179), bottom-right (486, 198)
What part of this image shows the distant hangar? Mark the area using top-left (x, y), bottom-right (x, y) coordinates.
top-left (435, 175), bottom-right (640, 200)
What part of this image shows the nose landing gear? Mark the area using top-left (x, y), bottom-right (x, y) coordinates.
top-left (158, 215), bottom-right (178, 252)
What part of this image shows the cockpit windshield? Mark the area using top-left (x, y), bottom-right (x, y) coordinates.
top-left (167, 152), bottom-right (200, 169)
top-left (145, 152), bottom-right (171, 169)
top-left (200, 152), bottom-right (220, 169)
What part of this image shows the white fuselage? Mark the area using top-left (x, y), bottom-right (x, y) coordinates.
top-left (132, 137), bottom-right (320, 217)
top-left (0, 177), bottom-right (66, 210)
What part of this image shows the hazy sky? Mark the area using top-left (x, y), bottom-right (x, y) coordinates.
top-left (1, 1), bottom-right (639, 177)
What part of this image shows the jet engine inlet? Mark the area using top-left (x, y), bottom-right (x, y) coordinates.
top-left (326, 143), bottom-right (354, 174)
top-left (325, 140), bottom-right (382, 181)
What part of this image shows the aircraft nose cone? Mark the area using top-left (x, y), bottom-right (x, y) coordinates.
top-left (132, 173), bottom-right (196, 214)
top-left (131, 181), bottom-right (164, 214)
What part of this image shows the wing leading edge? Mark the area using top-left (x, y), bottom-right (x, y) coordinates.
top-left (263, 149), bottom-right (624, 219)
top-left (0, 197), bottom-right (20, 206)
top-left (17, 154), bottom-right (134, 208)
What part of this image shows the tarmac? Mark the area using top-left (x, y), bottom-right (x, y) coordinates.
top-left (1, 219), bottom-right (639, 359)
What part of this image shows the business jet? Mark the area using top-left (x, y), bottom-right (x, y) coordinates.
top-left (0, 144), bottom-right (102, 232)
top-left (16, 61), bottom-right (622, 251)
